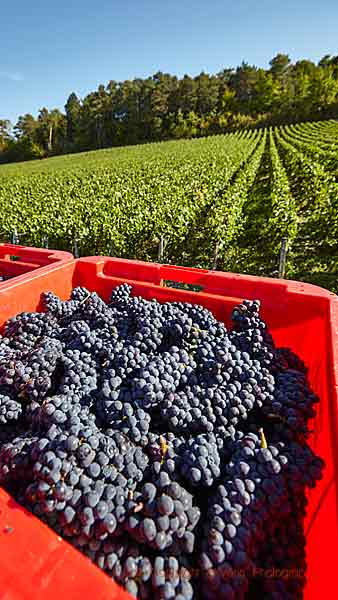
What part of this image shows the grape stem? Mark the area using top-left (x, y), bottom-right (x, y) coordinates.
top-left (259, 427), bottom-right (268, 449)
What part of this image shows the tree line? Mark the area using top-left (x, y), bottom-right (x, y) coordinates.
top-left (1, 53), bottom-right (338, 163)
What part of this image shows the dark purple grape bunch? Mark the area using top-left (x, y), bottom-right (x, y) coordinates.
top-left (230, 299), bottom-right (275, 367)
top-left (126, 472), bottom-right (200, 555)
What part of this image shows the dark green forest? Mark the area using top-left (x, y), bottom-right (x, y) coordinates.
top-left (1, 53), bottom-right (338, 164)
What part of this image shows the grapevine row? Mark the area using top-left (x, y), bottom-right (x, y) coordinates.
top-left (197, 130), bottom-right (266, 268)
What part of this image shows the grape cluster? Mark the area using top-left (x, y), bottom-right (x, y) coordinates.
top-left (199, 431), bottom-right (323, 598)
top-left (263, 369), bottom-right (318, 435)
top-left (0, 284), bottom-right (324, 599)
top-left (178, 434), bottom-right (221, 488)
top-left (125, 473), bottom-right (200, 555)
top-left (254, 511), bottom-right (306, 599)
top-left (92, 537), bottom-right (194, 600)
top-left (0, 392), bottom-right (22, 424)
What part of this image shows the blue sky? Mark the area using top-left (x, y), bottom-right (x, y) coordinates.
top-left (1, 0), bottom-right (337, 125)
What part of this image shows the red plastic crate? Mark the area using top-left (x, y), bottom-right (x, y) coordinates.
top-left (0, 244), bottom-right (73, 287)
top-left (0, 256), bottom-right (337, 600)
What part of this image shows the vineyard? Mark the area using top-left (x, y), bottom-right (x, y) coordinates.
top-left (0, 119), bottom-right (338, 291)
